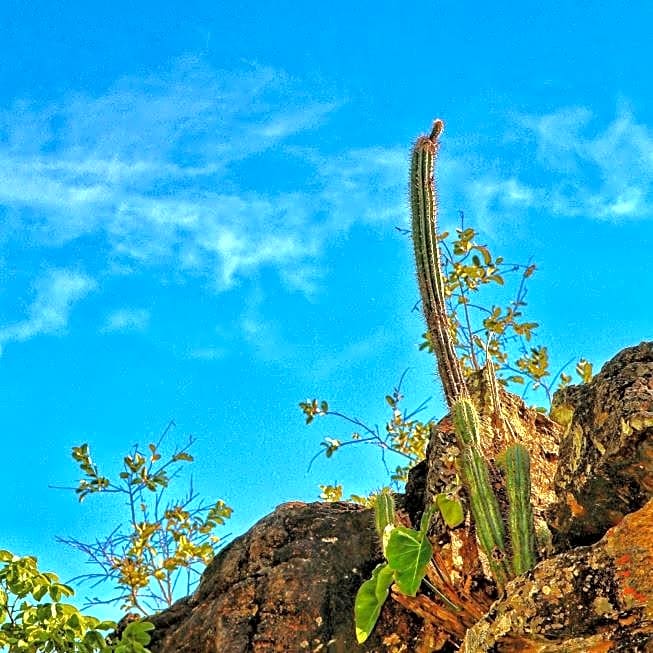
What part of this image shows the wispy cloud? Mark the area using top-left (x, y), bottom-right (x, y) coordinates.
top-left (311, 146), bottom-right (408, 229)
top-left (0, 54), bottom-right (413, 314)
top-left (0, 57), bottom-right (344, 296)
top-left (102, 308), bottom-right (150, 333)
top-left (0, 269), bottom-right (95, 354)
top-left (0, 56), bottom-right (415, 354)
top-left (479, 106), bottom-right (653, 225)
top-left (6, 57), bottom-right (650, 357)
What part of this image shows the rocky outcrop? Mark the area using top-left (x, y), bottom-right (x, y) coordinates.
top-left (146, 501), bottom-right (425, 652)
top-left (462, 497), bottom-right (653, 652)
top-left (548, 341), bottom-right (653, 551)
top-left (148, 342), bottom-right (653, 651)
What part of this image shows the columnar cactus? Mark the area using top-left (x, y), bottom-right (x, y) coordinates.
top-left (410, 118), bottom-right (536, 587)
top-left (502, 443), bottom-right (536, 575)
top-left (410, 120), bottom-right (467, 408)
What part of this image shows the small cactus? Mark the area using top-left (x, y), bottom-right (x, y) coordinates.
top-left (455, 403), bottom-right (511, 589)
top-left (502, 443), bottom-right (536, 575)
top-left (374, 489), bottom-right (396, 542)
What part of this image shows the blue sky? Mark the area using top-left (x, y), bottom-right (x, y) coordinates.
top-left (2, 0), bottom-right (653, 619)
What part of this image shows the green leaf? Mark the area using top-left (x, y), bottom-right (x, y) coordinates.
top-left (435, 493), bottom-right (464, 528)
top-left (122, 620), bottom-right (154, 643)
top-left (385, 526), bottom-right (432, 596)
top-left (354, 563), bottom-right (394, 644)
top-left (419, 502), bottom-right (438, 535)
top-left (576, 358), bottom-right (593, 384)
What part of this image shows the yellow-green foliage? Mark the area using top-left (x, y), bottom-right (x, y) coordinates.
top-left (59, 424), bottom-right (232, 615)
top-left (302, 223), bottom-right (591, 500)
top-left (0, 550), bottom-right (153, 652)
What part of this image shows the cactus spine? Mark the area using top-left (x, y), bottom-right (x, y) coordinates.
top-left (502, 444), bottom-right (536, 575)
top-left (410, 120), bottom-right (467, 407)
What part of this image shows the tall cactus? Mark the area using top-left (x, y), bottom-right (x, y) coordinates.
top-left (410, 119), bottom-right (536, 587)
top-left (410, 120), bottom-right (467, 408)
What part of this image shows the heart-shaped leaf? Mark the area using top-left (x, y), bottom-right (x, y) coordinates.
top-left (385, 526), bottom-right (432, 596)
top-left (354, 563), bottom-right (394, 643)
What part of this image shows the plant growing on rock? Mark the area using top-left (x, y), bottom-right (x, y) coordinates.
top-left (351, 119), bottom-right (579, 646)
top-left (354, 490), bottom-right (438, 643)
top-left (410, 118), bottom-right (538, 584)
top-left (302, 202), bottom-right (592, 503)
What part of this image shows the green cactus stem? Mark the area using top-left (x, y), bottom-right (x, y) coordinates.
top-left (502, 443), bottom-right (536, 575)
top-left (452, 397), bottom-right (482, 448)
top-left (459, 443), bottom-right (511, 590)
top-left (410, 119), bottom-right (467, 407)
top-left (409, 119), bottom-right (537, 594)
top-left (374, 489), bottom-right (396, 541)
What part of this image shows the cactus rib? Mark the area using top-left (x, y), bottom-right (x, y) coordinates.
top-left (452, 398), bottom-right (482, 448)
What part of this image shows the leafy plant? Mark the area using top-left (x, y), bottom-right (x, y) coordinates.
top-left (111, 621), bottom-right (154, 653)
top-left (302, 373), bottom-right (432, 496)
top-left (302, 213), bottom-right (592, 501)
top-left (0, 549), bottom-right (152, 652)
top-left (354, 494), bottom-right (438, 643)
top-left (351, 118), bottom-right (585, 647)
top-left (55, 422), bottom-right (232, 615)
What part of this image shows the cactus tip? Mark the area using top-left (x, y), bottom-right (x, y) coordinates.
top-left (430, 119), bottom-right (444, 141)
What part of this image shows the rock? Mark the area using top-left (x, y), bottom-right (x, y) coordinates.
top-left (147, 501), bottom-right (426, 652)
top-left (462, 497), bottom-right (653, 652)
top-left (146, 343), bottom-right (653, 651)
top-left (549, 341), bottom-right (653, 551)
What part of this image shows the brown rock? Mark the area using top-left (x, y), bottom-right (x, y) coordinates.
top-left (549, 341), bottom-right (653, 551)
top-left (145, 343), bottom-right (653, 651)
top-left (462, 497), bottom-right (653, 652)
top-left (147, 501), bottom-right (425, 652)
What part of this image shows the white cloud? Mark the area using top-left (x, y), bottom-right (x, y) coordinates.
top-left (308, 146), bottom-right (407, 230)
top-left (0, 57), bottom-right (365, 300)
top-left (7, 58), bottom-right (652, 360)
top-left (0, 269), bottom-right (95, 354)
top-left (515, 106), bottom-right (653, 221)
top-left (102, 308), bottom-right (150, 333)
top-left (443, 106), bottom-right (653, 231)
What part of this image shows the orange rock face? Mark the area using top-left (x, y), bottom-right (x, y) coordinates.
top-left (463, 498), bottom-right (653, 651)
